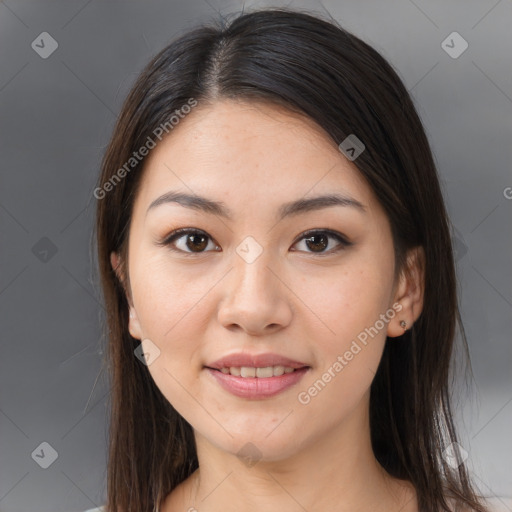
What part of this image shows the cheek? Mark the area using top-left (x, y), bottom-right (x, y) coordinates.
top-left (128, 260), bottom-right (215, 407)
top-left (131, 265), bottom-right (207, 416)
top-left (295, 256), bottom-right (393, 400)
top-left (295, 272), bottom-right (389, 421)
top-left (131, 254), bottom-right (210, 339)
top-left (298, 261), bottom-right (392, 347)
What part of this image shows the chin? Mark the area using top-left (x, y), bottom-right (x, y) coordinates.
top-left (205, 426), bottom-right (307, 464)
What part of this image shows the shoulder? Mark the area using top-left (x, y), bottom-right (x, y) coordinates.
top-left (83, 507), bottom-right (106, 512)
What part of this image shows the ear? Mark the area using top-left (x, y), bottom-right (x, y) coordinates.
top-left (110, 251), bottom-right (143, 340)
top-left (387, 246), bottom-right (425, 338)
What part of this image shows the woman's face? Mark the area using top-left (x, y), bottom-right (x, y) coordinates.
top-left (113, 99), bottom-right (411, 462)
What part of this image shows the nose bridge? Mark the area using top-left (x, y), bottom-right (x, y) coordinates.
top-left (231, 236), bottom-right (275, 298)
top-left (217, 235), bottom-right (290, 333)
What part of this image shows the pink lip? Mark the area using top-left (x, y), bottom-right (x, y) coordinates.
top-left (206, 352), bottom-right (308, 370)
top-left (205, 367), bottom-right (310, 399)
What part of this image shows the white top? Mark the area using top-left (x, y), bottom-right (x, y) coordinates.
top-left (84, 507), bottom-right (105, 512)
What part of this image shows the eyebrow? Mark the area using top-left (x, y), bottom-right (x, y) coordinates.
top-left (146, 191), bottom-right (366, 220)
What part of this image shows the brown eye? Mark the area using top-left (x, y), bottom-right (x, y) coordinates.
top-left (160, 228), bottom-right (219, 254)
top-left (291, 229), bottom-right (351, 254)
top-left (304, 233), bottom-right (328, 252)
top-left (184, 232), bottom-right (208, 252)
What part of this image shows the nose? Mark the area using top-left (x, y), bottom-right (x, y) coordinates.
top-left (217, 249), bottom-right (293, 336)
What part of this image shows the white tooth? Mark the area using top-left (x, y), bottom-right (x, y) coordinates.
top-left (227, 366), bottom-right (298, 377)
top-left (273, 365), bottom-right (285, 376)
top-left (240, 366), bottom-right (256, 377)
top-left (256, 366), bottom-right (273, 378)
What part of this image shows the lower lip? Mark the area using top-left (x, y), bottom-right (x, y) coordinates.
top-left (205, 367), bottom-right (310, 399)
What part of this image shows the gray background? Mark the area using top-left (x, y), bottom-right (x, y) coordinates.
top-left (0, 0), bottom-right (511, 511)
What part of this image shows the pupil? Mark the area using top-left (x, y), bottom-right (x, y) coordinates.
top-left (306, 234), bottom-right (327, 252)
top-left (187, 234), bottom-right (207, 252)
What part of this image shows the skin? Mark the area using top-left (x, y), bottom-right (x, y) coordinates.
top-left (111, 99), bottom-right (425, 512)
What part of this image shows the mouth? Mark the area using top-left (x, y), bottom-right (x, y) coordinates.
top-left (203, 364), bottom-right (311, 399)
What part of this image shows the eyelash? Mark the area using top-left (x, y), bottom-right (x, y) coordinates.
top-left (157, 228), bottom-right (353, 256)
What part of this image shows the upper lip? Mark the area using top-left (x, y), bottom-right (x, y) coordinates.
top-left (205, 353), bottom-right (309, 370)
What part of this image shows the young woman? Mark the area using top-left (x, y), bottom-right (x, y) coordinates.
top-left (93, 7), bottom-right (490, 512)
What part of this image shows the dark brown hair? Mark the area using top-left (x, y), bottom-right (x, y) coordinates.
top-left (94, 7), bottom-right (489, 512)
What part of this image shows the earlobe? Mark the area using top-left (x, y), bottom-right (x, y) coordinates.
top-left (387, 246), bottom-right (425, 338)
top-left (128, 305), bottom-right (143, 340)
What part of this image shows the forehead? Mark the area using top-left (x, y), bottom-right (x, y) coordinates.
top-left (133, 99), bottom-right (377, 216)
